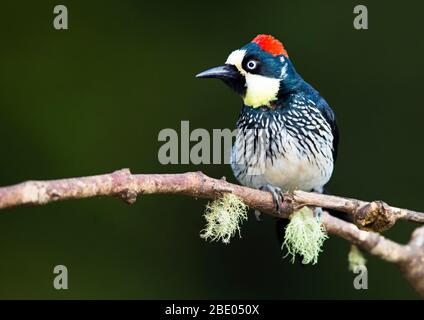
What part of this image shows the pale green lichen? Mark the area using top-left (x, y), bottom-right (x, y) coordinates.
top-left (200, 193), bottom-right (248, 244)
top-left (282, 207), bottom-right (328, 265)
top-left (348, 244), bottom-right (367, 272)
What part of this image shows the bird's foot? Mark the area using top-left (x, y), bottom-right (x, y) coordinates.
top-left (260, 184), bottom-right (284, 214)
top-left (314, 207), bottom-right (323, 221)
top-left (254, 209), bottom-right (263, 222)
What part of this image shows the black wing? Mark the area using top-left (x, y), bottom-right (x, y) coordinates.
top-left (318, 101), bottom-right (339, 162)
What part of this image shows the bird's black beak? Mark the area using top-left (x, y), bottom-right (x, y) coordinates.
top-left (196, 64), bottom-right (246, 96)
top-left (196, 64), bottom-right (240, 80)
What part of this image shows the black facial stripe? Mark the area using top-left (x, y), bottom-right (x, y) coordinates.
top-left (221, 64), bottom-right (246, 96)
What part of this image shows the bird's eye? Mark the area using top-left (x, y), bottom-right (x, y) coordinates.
top-left (246, 60), bottom-right (257, 70)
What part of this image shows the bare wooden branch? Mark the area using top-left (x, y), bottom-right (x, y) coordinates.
top-left (1, 169), bottom-right (423, 228)
top-left (291, 191), bottom-right (424, 231)
top-left (0, 169), bottom-right (423, 297)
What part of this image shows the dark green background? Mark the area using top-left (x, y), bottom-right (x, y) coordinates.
top-left (0, 0), bottom-right (422, 299)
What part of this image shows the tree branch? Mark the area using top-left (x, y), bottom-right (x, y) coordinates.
top-left (0, 169), bottom-right (423, 297)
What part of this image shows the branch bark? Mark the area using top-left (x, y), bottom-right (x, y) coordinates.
top-left (0, 169), bottom-right (423, 297)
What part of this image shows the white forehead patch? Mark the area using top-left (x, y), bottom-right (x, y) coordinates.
top-left (225, 49), bottom-right (246, 74)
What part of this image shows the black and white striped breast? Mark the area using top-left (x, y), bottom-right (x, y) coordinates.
top-left (231, 95), bottom-right (336, 192)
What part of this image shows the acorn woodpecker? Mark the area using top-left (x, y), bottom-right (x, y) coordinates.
top-left (197, 34), bottom-right (338, 218)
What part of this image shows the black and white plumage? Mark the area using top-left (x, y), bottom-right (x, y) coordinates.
top-left (232, 94), bottom-right (337, 194)
top-left (197, 35), bottom-right (338, 213)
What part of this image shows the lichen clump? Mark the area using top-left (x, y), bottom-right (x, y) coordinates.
top-left (282, 207), bottom-right (328, 265)
top-left (348, 244), bottom-right (367, 272)
top-left (200, 193), bottom-right (248, 244)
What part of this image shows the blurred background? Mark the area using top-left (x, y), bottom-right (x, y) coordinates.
top-left (0, 0), bottom-right (423, 299)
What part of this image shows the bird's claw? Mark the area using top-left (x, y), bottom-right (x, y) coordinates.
top-left (260, 184), bottom-right (284, 214)
top-left (254, 209), bottom-right (263, 221)
top-left (314, 207), bottom-right (323, 221)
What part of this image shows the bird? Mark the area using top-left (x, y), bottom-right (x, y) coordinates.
top-left (196, 34), bottom-right (339, 220)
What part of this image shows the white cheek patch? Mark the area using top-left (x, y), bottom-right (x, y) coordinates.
top-left (225, 49), bottom-right (280, 108)
top-left (225, 49), bottom-right (246, 75)
top-left (244, 74), bottom-right (280, 108)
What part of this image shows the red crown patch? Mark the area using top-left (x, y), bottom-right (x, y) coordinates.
top-left (252, 34), bottom-right (288, 57)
